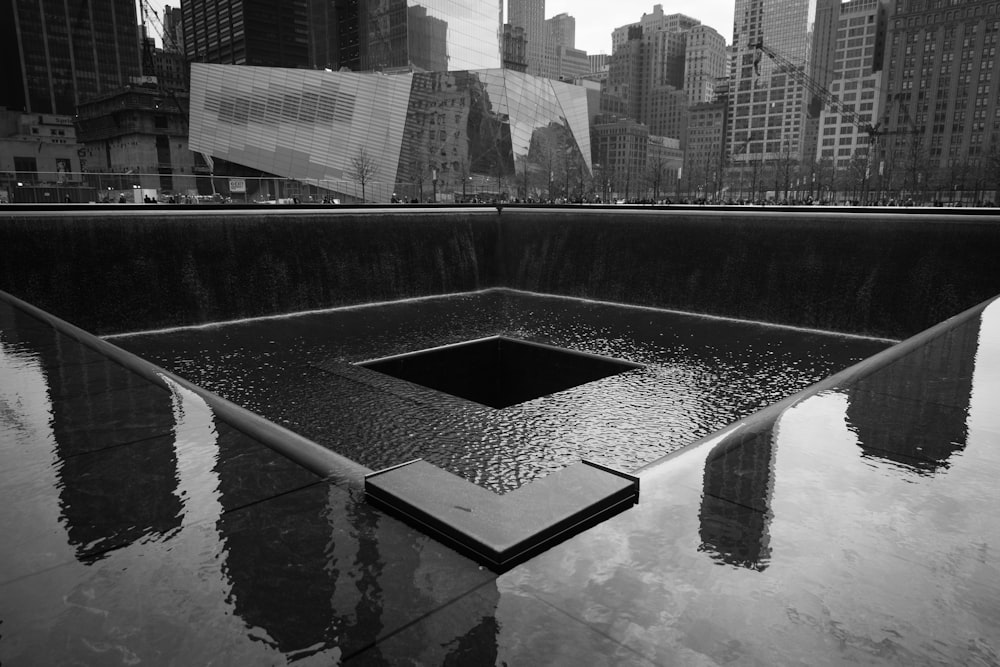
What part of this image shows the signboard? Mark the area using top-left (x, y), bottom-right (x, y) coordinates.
top-left (229, 178), bottom-right (246, 193)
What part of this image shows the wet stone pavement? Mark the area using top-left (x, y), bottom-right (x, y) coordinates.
top-left (1, 291), bottom-right (999, 665)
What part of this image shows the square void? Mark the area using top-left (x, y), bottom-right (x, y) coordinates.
top-left (359, 336), bottom-right (643, 409)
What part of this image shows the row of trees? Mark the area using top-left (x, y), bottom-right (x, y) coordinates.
top-left (347, 141), bottom-right (1000, 205)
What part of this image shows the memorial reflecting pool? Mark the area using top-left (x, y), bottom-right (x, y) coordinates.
top-left (113, 289), bottom-right (892, 492)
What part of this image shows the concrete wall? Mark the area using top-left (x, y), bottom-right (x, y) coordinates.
top-left (2, 206), bottom-right (999, 338)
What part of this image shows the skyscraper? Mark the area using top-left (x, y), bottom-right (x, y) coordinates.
top-left (607, 12), bottom-right (698, 142)
top-left (684, 26), bottom-right (727, 105)
top-left (0, 0), bottom-right (142, 115)
top-left (729, 0), bottom-right (831, 166)
top-left (611, 6), bottom-right (699, 54)
top-left (816, 0), bottom-right (888, 170)
top-left (181, 0), bottom-right (311, 68)
top-left (541, 13), bottom-right (589, 81)
top-left (334, 0), bottom-right (502, 72)
top-left (878, 0), bottom-right (999, 202)
top-left (507, 0), bottom-right (545, 75)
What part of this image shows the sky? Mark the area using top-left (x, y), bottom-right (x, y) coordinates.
top-left (141, 1), bottom-right (736, 57)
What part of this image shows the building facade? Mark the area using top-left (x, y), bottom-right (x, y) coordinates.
top-left (181, 0), bottom-right (311, 68)
top-left (0, 0), bottom-right (142, 115)
top-left (336, 0), bottom-right (502, 72)
top-left (879, 0), bottom-right (1000, 202)
top-left (606, 17), bottom-right (693, 144)
top-left (0, 108), bottom-right (84, 202)
top-left (729, 0), bottom-right (826, 165)
top-left (816, 0), bottom-right (888, 171)
top-left (75, 85), bottom-right (199, 197)
top-left (541, 13), bottom-right (590, 81)
top-left (188, 64), bottom-right (592, 202)
top-left (590, 113), bottom-right (649, 200)
top-left (683, 26), bottom-right (728, 105)
top-left (503, 24), bottom-right (528, 71)
top-left (685, 99), bottom-right (729, 198)
top-left (611, 5), bottom-right (700, 54)
top-left (507, 0), bottom-right (545, 75)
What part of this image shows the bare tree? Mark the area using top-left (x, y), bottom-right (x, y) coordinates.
top-left (351, 147), bottom-right (379, 202)
top-left (647, 157), bottom-right (670, 202)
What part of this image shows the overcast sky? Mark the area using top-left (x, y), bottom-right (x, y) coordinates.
top-left (143, 1), bottom-right (735, 57)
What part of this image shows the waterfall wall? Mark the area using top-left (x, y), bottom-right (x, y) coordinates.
top-left (3, 206), bottom-right (999, 338)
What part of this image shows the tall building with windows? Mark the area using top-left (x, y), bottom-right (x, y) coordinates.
top-left (0, 0), bottom-right (142, 115)
top-left (182, 0), bottom-right (503, 73)
top-left (816, 0), bottom-right (888, 169)
top-left (612, 5), bottom-right (699, 53)
top-left (606, 14), bottom-right (695, 143)
top-left (729, 0), bottom-right (833, 165)
top-left (181, 0), bottom-right (312, 68)
top-left (684, 26), bottom-right (727, 105)
top-left (333, 0), bottom-right (502, 72)
top-left (541, 13), bottom-right (589, 81)
top-left (879, 0), bottom-right (1000, 200)
top-left (507, 0), bottom-right (545, 75)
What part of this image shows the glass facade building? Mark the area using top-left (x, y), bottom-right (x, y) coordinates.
top-left (336, 0), bottom-right (503, 72)
top-left (189, 63), bottom-right (592, 202)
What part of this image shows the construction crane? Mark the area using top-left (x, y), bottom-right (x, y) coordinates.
top-left (752, 39), bottom-right (922, 200)
top-left (139, 1), bottom-right (181, 54)
top-left (752, 39), bottom-right (880, 143)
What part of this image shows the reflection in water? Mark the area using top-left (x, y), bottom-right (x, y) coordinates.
top-left (698, 427), bottom-right (774, 571)
top-left (48, 363), bottom-right (181, 560)
top-left (218, 481), bottom-right (501, 661)
top-left (845, 315), bottom-right (980, 473)
top-left (116, 292), bottom-right (887, 493)
top-left (967, 300), bottom-right (1000, 437)
top-left (0, 332), bottom-right (78, 577)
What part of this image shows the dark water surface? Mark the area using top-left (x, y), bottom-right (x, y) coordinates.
top-left (114, 290), bottom-right (892, 492)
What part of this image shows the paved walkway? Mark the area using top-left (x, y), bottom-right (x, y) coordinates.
top-left (1, 290), bottom-right (998, 665)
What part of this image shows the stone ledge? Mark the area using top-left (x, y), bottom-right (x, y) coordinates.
top-left (365, 459), bottom-right (639, 571)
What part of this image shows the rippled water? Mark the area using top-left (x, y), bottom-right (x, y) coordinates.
top-left (114, 290), bottom-right (892, 492)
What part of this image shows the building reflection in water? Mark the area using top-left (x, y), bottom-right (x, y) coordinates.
top-left (698, 426), bottom-right (775, 572)
top-left (696, 298), bottom-right (993, 572)
top-left (844, 319), bottom-right (980, 474)
top-left (50, 368), bottom-right (181, 559)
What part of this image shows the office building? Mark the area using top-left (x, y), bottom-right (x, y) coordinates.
top-left (611, 6), bottom-right (699, 53)
top-left (0, 0), bottom-right (142, 115)
top-left (541, 13), bottom-right (589, 81)
top-left (685, 99), bottom-right (729, 197)
top-left (879, 0), bottom-right (999, 201)
top-left (729, 0), bottom-right (829, 165)
top-left (590, 113), bottom-right (649, 200)
top-left (684, 26), bottom-right (727, 105)
top-left (181, 0), bottom-right (503, 74)
top-left (0, 108), bottom-right (84, 202)
top-left (507, 0), bottom-right (545, 75)
top-left (162, 5), bottom-right (186, 54)
top-left (606, 17), bottom-right (693, 143)
top-left (816, 0), bottom-right (888, 169)
top-left (335, 0), bottom-right (502, 72)
top-left (188, 64), bottom-right (592, 203)
top-left (181, 0), bottom-right (311, 68)
top-left (589, 54), bottom-right (610, 72)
